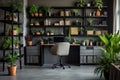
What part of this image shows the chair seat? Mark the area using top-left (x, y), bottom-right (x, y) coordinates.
top-left (50, 42), bottom-right (70, 69)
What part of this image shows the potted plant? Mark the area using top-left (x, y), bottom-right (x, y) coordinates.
top-left (29, 4), bottom-right (39, 16)
top-left (8, 25), bottom-right (20, 35)
top-left (94, 31), bottom-right (120, 80)
top-left (2, 37), bottom-right (12, 49)
top-left (79, 27), bottom-right (84, 35)
top-left (49, 29), bottom-right (55, 35)
top-left (38, 9), bottom-right (43, 17)
top-left (71, 9), bottom-right (79, 16)
top-left (76, 0), bottom-right (86, 7)
top-left (13, 13), bottom-right (18, 22)
top-left (13, 38), bottom-right (20, 48)
top-left (25, 35), bottom-right (33, 46)
top-left (39, 38), bottom-right (44, 45)
top-left (8, 0), bottom-right (23, 11)
top-left (87, 18), bottom-right (94, 25)
top-left (2, 52), bottom-right (23, 76)
top-left (43, 5), bottom-right (53, 16)
top-left (40, 29), bottom-right (44, 35)
top-left (93, 0), bottom-right (103, 11)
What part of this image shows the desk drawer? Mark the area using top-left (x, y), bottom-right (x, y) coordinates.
top-left (80, 50), bottom-right (93, 55)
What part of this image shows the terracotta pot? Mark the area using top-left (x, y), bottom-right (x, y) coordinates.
top-left (27, 41), bottom-right (32, 46)
top-left (39, 13), bottom-right (43, 17)
top-left (8, 16), bottom-right (13, 21)
top-left (34, 13), bottom-right (39, 17)
top-left (36, 32), bottom-right (41, 35)
top-left (10, 30), bottom-right (18, 35)
top-left (40, 41), bottom-right (44, 45)
top-left (96, 10), bottom-right (101, 16)
top-left (14, 44), bottom-right (19, 48)
top-left (8, 66), bottom-right (17, 76)
top-left (31, 13), bottom-right (34, 17)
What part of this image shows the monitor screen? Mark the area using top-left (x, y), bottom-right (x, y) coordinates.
top-left (53, 37), bottom-right (65, 42)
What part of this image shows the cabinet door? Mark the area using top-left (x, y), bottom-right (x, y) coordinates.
top-left (25, 45), bottom-right (41, 65)
top-left (80, 46), bottom-right (94, 64)
top-left (93, 46), bottom-right (103, 63)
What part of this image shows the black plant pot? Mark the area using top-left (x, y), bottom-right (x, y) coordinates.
top-left (104, 71), bottom-right (109, 80)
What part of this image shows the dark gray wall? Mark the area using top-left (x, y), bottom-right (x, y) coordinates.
top-left (28, 0), bottom-right (77, 6)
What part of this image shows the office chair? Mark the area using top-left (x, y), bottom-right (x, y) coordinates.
top-left (50, 42), bottom-right (70, 69)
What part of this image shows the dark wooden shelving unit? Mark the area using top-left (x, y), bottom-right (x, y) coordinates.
top-left (0, 6), bottom-right (23, 71)
top-left (25, 1), bottom-right (113, 65)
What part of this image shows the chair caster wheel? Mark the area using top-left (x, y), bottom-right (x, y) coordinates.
top-left (68, 66), bottom-right (71, 68)
top-left (63, 67), bottom-right (65, 69)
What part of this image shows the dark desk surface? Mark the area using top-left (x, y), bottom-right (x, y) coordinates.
top-left (41, 43), bottom-right (80, 46)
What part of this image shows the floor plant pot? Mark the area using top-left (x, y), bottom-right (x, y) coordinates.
top-left (8, 66), bottom-right (17, 76)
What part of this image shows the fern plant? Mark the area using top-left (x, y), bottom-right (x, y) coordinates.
top-left (94, 31), bottom-right (120, 79)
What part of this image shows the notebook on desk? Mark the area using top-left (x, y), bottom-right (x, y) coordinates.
top-left (53, 37), bottom-right (65, 42)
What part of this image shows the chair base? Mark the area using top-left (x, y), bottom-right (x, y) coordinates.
top-left (52, 63), bottom-right (71, 69)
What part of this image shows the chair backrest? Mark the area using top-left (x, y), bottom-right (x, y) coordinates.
top-left (50, 42), bottom-right (70, 56)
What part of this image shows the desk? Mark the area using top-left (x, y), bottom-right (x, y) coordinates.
top-left (40, 44), bottom-right (80, 65)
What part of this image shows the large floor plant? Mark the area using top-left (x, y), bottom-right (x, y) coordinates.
top-left (94, 31), bottom-right (120, 80)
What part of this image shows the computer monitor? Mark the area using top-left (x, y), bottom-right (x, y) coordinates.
top-left (53, 37), bottom-right (65, 42)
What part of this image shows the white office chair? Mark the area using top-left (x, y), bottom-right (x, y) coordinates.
top-left (50, 42), bottom-right (70, 69)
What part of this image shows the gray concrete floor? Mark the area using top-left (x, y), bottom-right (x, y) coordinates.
top-left (0, 65), bottom-right (104, 80)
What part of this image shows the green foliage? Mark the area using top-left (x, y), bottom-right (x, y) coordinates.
top-left (49, 29), bottom-right (55, 33)
top-left (77, 0), bottom-right (86, 7)
top-left (2, 37), bottom-right (12, 49)
top-left (2, 37), bottom-right (20, 49)
top-left (13, 38), bottom-right (20, 45)
top-left (72, 9), bottom-right (79, 13)
top-left (9, 0), bottom-right (23, 11)
top-left (94, 31), bottom-right (120, 78)
top-left (9, 25), bottom-right (20, 33)
top-left (43, 5), bottom-right (52, 12)
top-left (3, 52), bottom-right (23, 66)
top-left (29, 4), bottom-right (39, 13)
top-left (87, 18), bottom-right (94, 25)
top-left (93, 0), bottom-right (103, 11)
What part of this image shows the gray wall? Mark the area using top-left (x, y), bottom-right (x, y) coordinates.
top-left (28, 0), bottom-right (78, 6)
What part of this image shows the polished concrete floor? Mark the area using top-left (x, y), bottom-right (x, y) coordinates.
top-left (0, 65), bottom-right (104, 80)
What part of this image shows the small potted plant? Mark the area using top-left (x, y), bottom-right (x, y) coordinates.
top-left (8, 25), bottom-right (20, 35)
top-left (8, 0), bottom-right (23, 11)
top-left (39, 38), bottom-right (44, 45)
top-left (29, 4), bottom-right (39, 17)
top-left (79, 27), bottom-right (84, 35)
top-left (49, 29), bottom-right (55, 35)
top-left (13, 38), bottom-right (20, 48)
top-left (13, 13), bottom-right (18, 22)
top-left (71, 9), bottom-right (79, 16)
top-left (40, 29), bottom-right (44, 35)
top-left (43, 5), bottom-right (53, 16)
top-left (39, 9), bottom-right (43, 17)
top-left (2, 52), bottom-right (23, 76)
top-left (2, 37), bottom-right (12, 49)
top-left (93, 0), bottom-right (103, 11)
top-left (25, 35), bottom-right (33, 46)
top-left (76, 0), bottom-right (86, 7)
top-left (87, 18), bottom-right (94, 25)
